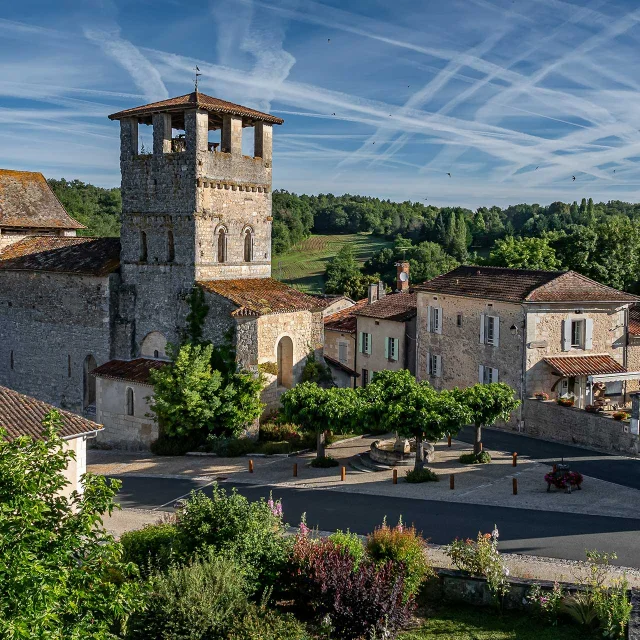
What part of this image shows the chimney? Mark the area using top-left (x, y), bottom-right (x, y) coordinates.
top-left (368, 282), bottom-right (378, 304)
top-left (378, 280), bottom-right (386, 299)
top-left (395, 261), bottom-right (410, 292)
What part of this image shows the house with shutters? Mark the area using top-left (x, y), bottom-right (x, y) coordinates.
top-left (414, 266), bottom-right (640, 451)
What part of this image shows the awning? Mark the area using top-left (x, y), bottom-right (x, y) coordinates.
top-left (544, 354), bottom-right (626, 377)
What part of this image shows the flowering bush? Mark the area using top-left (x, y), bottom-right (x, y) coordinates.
top-left (534, 392), bottom-right (549, 400)
top-left (545, 470), bottom-right (583, 490)
top-left (290, 534), bottom-right (413, 639)
top-left (557, 397), bottom-right (575, 407)
top-left (526, 582), bottom-right (564, 625)
top-left (366, 519), bottom-right (433, 599)
top-left (612, 411), bottom-right (627, 421)
top-left (585, 404), bottom-right (600, 413)
top-left (445, 526), bottom-right (509, 602)
top-left (328, 530), bottom-right (365, 567)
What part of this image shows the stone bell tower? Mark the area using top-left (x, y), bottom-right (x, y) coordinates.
top-left (108, 92), bottom-right (284, 354)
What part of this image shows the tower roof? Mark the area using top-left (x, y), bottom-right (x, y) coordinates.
top-left (108, 92), bottom-right (284, 126)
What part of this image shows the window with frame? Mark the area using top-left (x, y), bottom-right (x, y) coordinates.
top-left (486, 316), bottom-right (496, 345)
top-left (386, 337), bottom-right (398, 361)
top-left (482, 366), bottom-right (498, 384)
top-left (430, 306), bottom-right (441, 333)
top-left (359, 332), bottom-right (372, 355)
top-left (126, 387), bottom-right (134, 416)
top-left (362, 368), bottom-right (369, 386)
top-left (456, 313), bottom-right (463, 327)
top-left (571, 319), bottom-right (585, 348)
top-left (427, 353), bottom-right (441, 377)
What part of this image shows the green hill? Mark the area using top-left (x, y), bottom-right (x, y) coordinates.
top-left (272, 233), bottom-right (393, 294)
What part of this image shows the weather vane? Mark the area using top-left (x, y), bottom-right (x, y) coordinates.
top-left (194, 65), bottom-right (201, 92)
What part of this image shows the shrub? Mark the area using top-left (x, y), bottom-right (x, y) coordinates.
top-left (290, 535), bottom-right (413, 639)
top-left (545, 470), bottom-right (583, 490)
top-left (176, 486), bottom-right (290, 592)
top-left (260, 421), bottom-right (302, 443)
top-left (206, 435), bottom-right (255, 456)
top-left (226, 605), bottom-right (311, 640)
top-left (405, 467), bottom-right (439, 483)
top-left (151, 431), bottom-right (205, 456)
top-left (612, 411), bottom-right (627, 421)
top-left (534, 392), bottom-right (549, 400)
top-left (366, 520), bottom-right (432, 599)
top-left (310, 455), bottom-right (339, 468)
top-left (260, 441), bottom-right (292, 455)
top-left (459, 451), bottom-right (492, 464)
top-left (121, 522), bottom-right (180, 574)
top-left (329, 530), bottom-right (365, 567)
top-left (446, 527), bottom-right (509, 602)
top-left (526, 582), bottom-right (564, 625)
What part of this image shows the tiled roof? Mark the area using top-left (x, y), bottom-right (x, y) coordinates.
top-left (0, 236), bottom-right (120, 276)
top-left (324, 355), bottom-right (359, 377)
top-left (544, 354), bottom-right (626, 377)
top-left (0, 170), bottom-right (85, 229)
top-left (197, 278), bottom-right (323, 316)
top-left (416, 266), bottom-right (638, 303)
top-left (108, 92), bottom-right (284, 125)
top-left (324, 299), bottom-right (368, 333)
top-left (629, 305), bottom-right (640, 336)
top-left (355, 292), bottom-right (417, 322)
top-left (92, 358), bottom-right (167, 386)
top-left (0, 385), bottom-right (102, 441)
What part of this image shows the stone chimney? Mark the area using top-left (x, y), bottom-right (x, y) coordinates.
top-left (378, 280), bottom-right (386, 299)
top-left (395, 261), bottom-right (410, 292)
top-left (368, 282), bottom-right (378, 304)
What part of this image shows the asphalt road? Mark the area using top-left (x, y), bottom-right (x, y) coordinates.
top-left (113, 475), bottom-right (640, 569)
top-left (456, 426), bottom-right (640, 490)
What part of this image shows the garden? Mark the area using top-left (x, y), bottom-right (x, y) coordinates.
top-left (0, 409), bottom-right (633, 640)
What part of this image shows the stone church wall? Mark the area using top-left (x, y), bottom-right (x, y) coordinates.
top-left (0, 271), bottom-right (115, 412)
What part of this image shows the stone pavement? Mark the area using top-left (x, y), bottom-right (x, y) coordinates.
top-left (89, 434), bottom-right (640, 520)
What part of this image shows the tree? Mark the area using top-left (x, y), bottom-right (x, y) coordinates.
top-left (325, 244), bottom-right (381, 298)
top-left (280, 382), bottom-right (360, 458)
top-left (148, 343), bottom-right (263, 439)
top-left (488, 236), bottom-right (561, 270)
top-left (454, 383), bottom-right (520, 455)
top-left (0, 410), bottom-right (142, 638)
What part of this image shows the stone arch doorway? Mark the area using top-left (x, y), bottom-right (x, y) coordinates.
top-left (83, 354), bottom-right (97, 409)
top-left (277, 336), bottom-right (294, 389)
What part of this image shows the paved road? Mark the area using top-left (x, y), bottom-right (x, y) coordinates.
top-left (456, 426), bottom-right (640, 490)
top-left (113, 475), bottom-right (640, 569)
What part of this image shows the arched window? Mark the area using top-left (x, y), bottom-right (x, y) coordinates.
top-left (126, 387), bottom-right (134, 416)
top-left (83, 354), bottom-right (97, 408)
top-left (243, 227), bottom-right (254, 262)
top-left (167, 229), bottom-right (175, 262)
top-left (140, 231), bottom-right (148, 262)
top-left (217, 227), bottom-right (227, 263)
top-left (277, 336), bottom-right (294, 389)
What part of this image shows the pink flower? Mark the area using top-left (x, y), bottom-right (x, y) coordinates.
top-left (299, 521), bottom-right (310, 537)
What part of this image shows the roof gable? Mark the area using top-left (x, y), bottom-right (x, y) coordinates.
top-left (355, 292), bottom-right (417, 322)
top-left (525, 271), bottom-right (638, 303)
top-left (0, 170), bottom-right (85, 230)
top-left (324, 299), bottom-right (368, 333)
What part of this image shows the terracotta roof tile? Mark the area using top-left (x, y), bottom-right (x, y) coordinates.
top-left (416, 266), bottom-right (638, 304)
top-left (355, 292), bottom-right (417, 322)
top-left (324, 299), bottom-right (368, 333)
top-left (544, 354), bottom-right (626, 377)
top-left (629, 305), bottom-right (640, 336)
top-left (92, 358), bottom-right (167, 385)
top-left (198, 278), bottom-right (322, 316)
top-left (0, 385), bottom-right (102, 441)
top-left (0, 170), bottom-right (85, 229)
top-left (0, 236), bottom-right (120, 276)
top-left (108, 92), bottom-right (284, 125)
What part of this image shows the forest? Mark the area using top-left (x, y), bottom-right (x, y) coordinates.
top-left (47, 179), bottom-right (640, 294)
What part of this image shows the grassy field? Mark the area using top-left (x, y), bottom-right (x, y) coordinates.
top-left (272, 233), bottom-right (393, 294)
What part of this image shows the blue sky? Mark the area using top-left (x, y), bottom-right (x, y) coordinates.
top-left (2, 0), bottom-right (640, 208)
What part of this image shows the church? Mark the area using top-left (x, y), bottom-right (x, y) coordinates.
top-left (0, 91), bottom-right (325, 449)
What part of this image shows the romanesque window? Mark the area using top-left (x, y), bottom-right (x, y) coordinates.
top-left (217, 227), bottom-right (228, 263)
top-left (277, 336), bottom-right (294, 388)
top-left (126, 387), bottom-right (134, 416)
top-left (167, 230), bottom-right (175, 263)
top-left (83, 355), bottom-right (97, 408)
top-left (244, 227), bottom-right (254, 262)
top-left (140, 231), bottom-right (148, 262)
top-left (10, 350), bottom-right (13, 370)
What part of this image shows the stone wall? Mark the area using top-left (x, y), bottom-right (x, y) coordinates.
top-left (522, 398), bottom-right (639, 454)
top-left (324, 328), bottom-right (356, 375)
top-left (94, 377), bottom-right (157, 450)
top-left (0, 270), bottom-right (115, 412)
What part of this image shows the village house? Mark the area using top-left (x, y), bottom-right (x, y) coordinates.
top-left (0, 384), bottom-right (102, 496)
top-left (415, 265), bottom-right (640, 453)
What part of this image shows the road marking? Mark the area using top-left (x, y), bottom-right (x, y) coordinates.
top-left (151, 478), bottom-right (220, 511)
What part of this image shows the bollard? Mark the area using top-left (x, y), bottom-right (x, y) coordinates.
top-left (450, 474), bottom-right (455, 490)
top-left (512, 452), bottom-right (518, 467)
top-left (293, 463), bottom-right (298, 477)
top-left (393, 469), bottom-right (398, 484)
top-left (249, 459), bottom-right (254, 473)
top-left (512, 477), bottom-right (518, 495)
top-left (341, 466), bottom-right (346, 481)
top-left (553, 464), bottom-right (557, 473)
top-left (447, 435), bottom-right (452, 447)
top-left (479, 442), bottom-right (483, 452)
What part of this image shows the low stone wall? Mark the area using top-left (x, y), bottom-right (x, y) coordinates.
top-left (522, 398), bottom-right (639, 455)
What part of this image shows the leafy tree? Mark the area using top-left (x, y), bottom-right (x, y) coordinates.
top-left (488, 236), bottom-right (562, 270)
top-left (280, 382), bottom-right (360, 458)
top-left (454, 383), bottom-right (520, 455)
top-left (0, 410), bottom-right (142, 638)
top-left (325, 244), bottom-right (380, 298)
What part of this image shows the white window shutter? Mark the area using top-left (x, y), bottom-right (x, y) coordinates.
top-left (492, 367), bottom-right (499, 383)
top-left (479, 314), bottom-right (486, 344)
top-left (585, 318), bottom-right (594, 350)
top-left (479, 364), bottom-right (484, 383)
top-left (358, 332), bottom-right (364, 353)
top-left (436, 307), bottom-right (443, 334)
top-left (493, 316), bottom-right (500, 347)
top-left (562, 319), bottom-right (571, 351)
top-left (435, 355), bottom-right (442, 377)
top-left (427, 305), bottom-right (433, 333)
